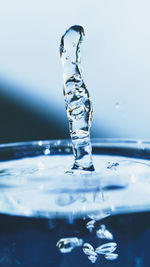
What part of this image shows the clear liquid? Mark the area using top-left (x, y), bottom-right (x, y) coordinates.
top-left (1, 143), bottom-right (150, 266)
top-left (60, 25), bottom-right (94, 171)
top-left (0, 211), bottom-right (149, 266)
top-left (1, 154), bottom-right (150, 217)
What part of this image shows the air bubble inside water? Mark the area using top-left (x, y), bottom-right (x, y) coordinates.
top-left (82, 243), bottom-right (94, 255)
top-left (88, 253), bottom-right (98, 263)
top-left (56, 237), bottom-right (83, 253)
top-left (82, 243), bottom-right (98, 263)
top-left (86, 219), bottom-right (96, 232)
top-left (60, 25), bottom-right (94, 171)
top-left (96, 224), bottom-right (113, 240)
top-left (95, 242), bottom-right (117, 255)
top-left (104, 253), bottom-right (119, 260)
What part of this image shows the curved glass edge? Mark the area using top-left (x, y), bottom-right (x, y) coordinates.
top-left (0, 138), bottom-right (150, 162)
top-left (0, 138), bottom-right (150, 147)
top-left (0, 139), bottom-right (150, 218)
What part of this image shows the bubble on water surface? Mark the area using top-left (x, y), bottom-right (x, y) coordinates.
top-left (107, 162), bottom-right (119, 170)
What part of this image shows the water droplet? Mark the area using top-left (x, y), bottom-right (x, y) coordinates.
top-left (115, 102), bottom-right (120, 109)
top-left (96, 225), bottom-right (113, 240)
top-left (56, 237), bottom-right (83, 253)
top-left (107, 162), bottom-right (119, 170)
top-left (44, 148), bottom-right (50, 155)
top-left (104, 253), bottom-right (119, 260)
top-left (60, 25), bottom-right (94, 171)
top-left (86, 219), bottom-right (96, 232)
top-left (95, 242), bottom-right (117, 255)
top-left (88, 253), bottom-right (98, 263)
top-left (82, 243), bottom-right (94, 255)
top-left (38, 141), bottom-right (43, 146)
top-left (65, 147), bottom-right (71, 153)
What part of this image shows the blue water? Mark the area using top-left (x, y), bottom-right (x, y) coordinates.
top-left (0, 211), bottom-right (149, 266)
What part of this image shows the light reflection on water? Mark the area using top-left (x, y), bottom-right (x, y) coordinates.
top-left (0, 143), bottom-right (150, 265)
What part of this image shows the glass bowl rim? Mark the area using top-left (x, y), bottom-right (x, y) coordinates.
top-left (0, 138), bottom-right (150, 162)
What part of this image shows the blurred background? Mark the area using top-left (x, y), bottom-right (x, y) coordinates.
top-left (0, 0), bottom-right (150, 144)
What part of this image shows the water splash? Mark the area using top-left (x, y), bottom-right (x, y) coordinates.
top-left (60, 25), bottom-right (94, 171)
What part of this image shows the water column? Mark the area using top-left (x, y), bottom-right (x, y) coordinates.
top-left (60, 25), bottom-right (94, 171)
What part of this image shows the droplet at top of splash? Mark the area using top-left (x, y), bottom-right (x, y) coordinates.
top-left (60, 25), bottom-right (95, 171)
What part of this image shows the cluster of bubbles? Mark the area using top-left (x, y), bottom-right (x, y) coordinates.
top-left (56, 219), bottom-right (118, 264)
top-left (82, 241), bottom-right (118, 263)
